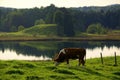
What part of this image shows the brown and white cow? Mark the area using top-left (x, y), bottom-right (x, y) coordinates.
top-left (53, 48), bottom-right (86, 66)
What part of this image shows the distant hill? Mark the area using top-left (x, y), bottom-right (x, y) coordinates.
top-left (71, 4), bottom-right (120, 12)
top-left (21, 24), bottom-right (57, 37)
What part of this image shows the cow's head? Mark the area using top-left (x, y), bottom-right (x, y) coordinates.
top-left (53, 52), bottom-right (65, 66)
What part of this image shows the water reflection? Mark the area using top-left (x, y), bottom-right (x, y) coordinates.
top-left (86, 46), bottom-right (120, 59)
top-left (0, 49), bottom-right (50, 60)
top-left (0, 41), bottom-right (120, 60)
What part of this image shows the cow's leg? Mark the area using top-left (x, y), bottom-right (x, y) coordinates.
top-left (66, 59), bottom-right (71, 67)
top-left (81, 59), bottom-right (85, 66)
top-left (78, 58), bottom-right (81, 66)
top-left (66, 59), bottom-right (69, 65)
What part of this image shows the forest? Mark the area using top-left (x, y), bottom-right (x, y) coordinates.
top-left (0, 4), bottom-right (120, 37)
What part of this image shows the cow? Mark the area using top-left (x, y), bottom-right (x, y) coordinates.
top-left (53, 48), bottom-right (86, 66)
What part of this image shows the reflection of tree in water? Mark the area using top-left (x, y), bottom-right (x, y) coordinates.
top-left (15, 45), bottom-right (57, 58)
top-left (0, 42), bottom-right (58, 58)
top-left (60, 41), bottom-right (105, 49)
top-left (0, 41), bottom-right (120, 59)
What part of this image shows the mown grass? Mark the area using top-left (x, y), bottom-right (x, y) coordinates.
top-left (0, 56), bottom-right (120, 80)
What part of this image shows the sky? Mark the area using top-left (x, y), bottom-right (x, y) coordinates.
top-left (0, 0), bottom-right (120, 8)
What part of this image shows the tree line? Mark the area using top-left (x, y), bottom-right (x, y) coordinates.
top-left (0, 4), bottom-right (120, 36)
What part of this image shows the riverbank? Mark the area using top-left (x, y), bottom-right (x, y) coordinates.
top-left (0, 35), bottom-right (120, 41)
top-left (0, 56), bottom-right (120, 80)
top-left (0, 30), bottom-right (120, 41)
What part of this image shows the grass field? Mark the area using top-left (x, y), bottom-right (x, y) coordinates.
top-left (0, 24), bottom-right (120, 41)
top-left (0, 56), bottom-right (120, 80)
top-left (21, 24), bottom-right (57, 37)
top-left (0, 24), bottom-right (57, 38)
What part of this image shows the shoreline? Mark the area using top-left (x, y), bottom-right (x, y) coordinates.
top-left (0, 36), bottom-right (120, 41)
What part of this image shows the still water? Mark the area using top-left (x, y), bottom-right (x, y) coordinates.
top-left (0, 41), bottom-right (120, 60)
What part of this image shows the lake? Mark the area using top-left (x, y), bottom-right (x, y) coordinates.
top-left (0, 41), bottom-right (120, 60)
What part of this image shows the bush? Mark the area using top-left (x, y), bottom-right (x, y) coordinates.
top-left (87, 23), bottom-right (107, 34)
top-left (18, 25), bottom-right (25, 31)
top-left (34, 19), bottom-right (45, 25)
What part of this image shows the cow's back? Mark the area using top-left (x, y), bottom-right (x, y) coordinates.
top-left (64, 48), bottom-right (86, 55)
top-left (64, 48), bottom-right (86, 58)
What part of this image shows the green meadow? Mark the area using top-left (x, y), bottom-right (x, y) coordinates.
top-left (0, 56), bottom-right (120, 80)
top-left (0, 24), bottom-right (120, 41)
top-left (0, 24), bottom-right (56, 36)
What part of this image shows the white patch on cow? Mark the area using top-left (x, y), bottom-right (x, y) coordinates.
top-left (59, 49), bottom-right (66, 54)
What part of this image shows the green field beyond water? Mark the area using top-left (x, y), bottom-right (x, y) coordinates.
top-left (0, 56), bottom-right (120, 80)
top-left (0, 24), bottom-right (120, 41)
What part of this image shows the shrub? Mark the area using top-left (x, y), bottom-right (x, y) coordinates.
top-left (87, 23), bottom-right (107, 34)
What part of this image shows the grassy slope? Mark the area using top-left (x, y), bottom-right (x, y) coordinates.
top-left (0, 56), bottom-right (120, 80)
top-left (0, 24), bottom-right (57, 37)
top-left (0, 24), bottom-right (59, 41)
top-left (0, 26), bottom-right (120, 41)
top-left (21, 24), bottom-right (57, 37)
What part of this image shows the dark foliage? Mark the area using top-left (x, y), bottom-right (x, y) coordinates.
top-left (0, 4), bottom-right (120, 36)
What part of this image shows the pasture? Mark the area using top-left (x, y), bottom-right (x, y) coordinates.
top-left (0, 25), bottom-right (120, 41)
top-left (0, 56), bottom-right (120, 80)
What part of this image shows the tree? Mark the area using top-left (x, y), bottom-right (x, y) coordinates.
top-left (63, 8), bottom-right (74, 37)
top-left (45, 4), bottom-right (57, 23)
top-left (53, 10), bottom-right (64, 36)
top-left (0, 4), bottom-right (120, 33)
top-left (87, 24), bottom-right (96, 34)
top-left (10, 26), bottom-right (17, 32)
top-left (53, 8), bottom-right (75, 37)
top-left (87, 23), bottom-right (107, 34)
top-left (34, 19), bottom-right (45, 25)
top-left (18, 25), bottom-right (25, 31)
